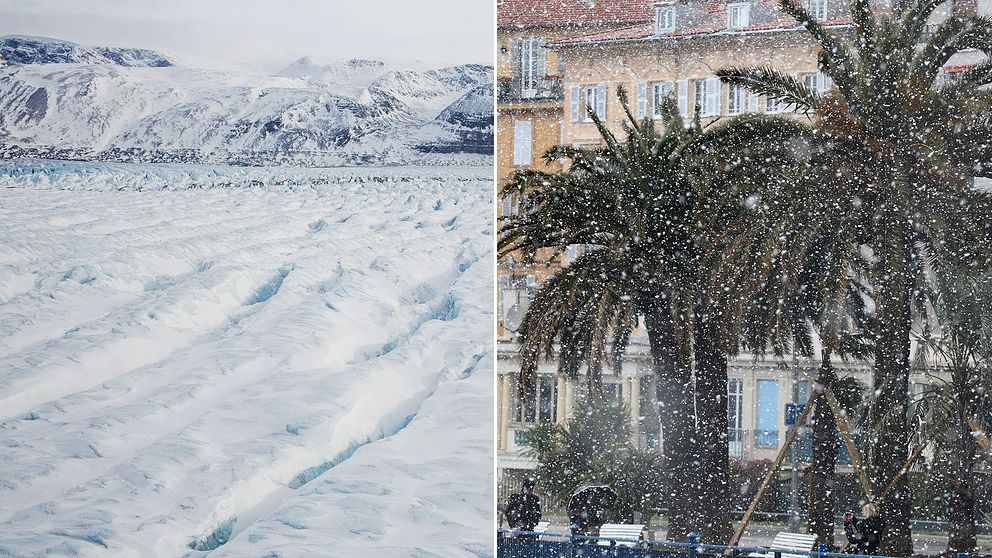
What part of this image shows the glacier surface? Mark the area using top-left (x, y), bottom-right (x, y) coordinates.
top-left (0, 161), bottom-right (494, 557)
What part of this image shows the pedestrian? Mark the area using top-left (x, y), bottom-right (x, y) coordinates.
top-left (843, 503), bottom-right (885, 555)
top-left (568, 491), bottom-right (604, 540)
top-left (502, 477), bottom-right (542, 538)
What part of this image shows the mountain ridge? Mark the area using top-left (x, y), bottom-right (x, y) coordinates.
top-left (0, 37), bottom-right (493, 166)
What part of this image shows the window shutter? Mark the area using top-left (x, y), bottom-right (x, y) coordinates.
top-left (535, 39), bottom-right (547, 79)
top-left (705, 77), bottom-right (721, 116)
top-left (509, 39), bottom-right (522, 79)
top-left (747, 89), bottom-right (759, 112)
top-left (636, 82), bottom-right (648, 118)
top-left (677, 79), bottom-right (689, 118)
top-left (513, 120), bottom-right (532, 166)
top-left (569, 85), bottom-right (580, 122)
top-left (789, 73), bottom-right (799, 111)
top-left (820, 72), bottom-right (833, 95)
top-left (597, 83), bottom-right (607, 119)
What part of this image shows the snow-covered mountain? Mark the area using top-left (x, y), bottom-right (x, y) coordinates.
top-left (0, 38), bottom-right (494, 166)
top-left (0, 35), bottom-right (174, 67)
top-left (417, 85), bottom-right (494, 155)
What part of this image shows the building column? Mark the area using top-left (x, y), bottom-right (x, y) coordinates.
top-left (562, 376), bottom-right (575, 422)
top-left (498, 373), bottom-right (512, 451)
top-left (627, 376), bottom-right (640, 444)
top-left (556, 374), bottom-right (568, 424)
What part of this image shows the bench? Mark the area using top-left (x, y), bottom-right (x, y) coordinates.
top-left (750, 532), bottom-right (820, 558)
top-left (597, 523), bottom-right (645, 547)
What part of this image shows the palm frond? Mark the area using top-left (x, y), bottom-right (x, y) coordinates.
top-left (717, 66), bottom-right (818, 113)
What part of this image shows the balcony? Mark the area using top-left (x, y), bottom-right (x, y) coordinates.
top-left (497, 75), bottom-right (564, 103)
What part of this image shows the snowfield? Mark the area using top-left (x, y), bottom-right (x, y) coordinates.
top-left (0, 162), bottom-right (494, 557)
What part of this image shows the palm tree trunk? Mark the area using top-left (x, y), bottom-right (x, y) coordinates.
top-left (807, 352), bottom-right (838, 548)
top-left (694, 306), bottom-right (731, 544)
top-left (947, 394), bottom-right (979, 554)
top-left (946, 419), bottom-right (978, 554)
top-left (871, 220), bottom-right (913, 557)
top-left (643, 300), bottom-right (698, 542)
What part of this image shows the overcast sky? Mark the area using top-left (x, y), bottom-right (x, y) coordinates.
top-left (0, 0), bottom-right (494, 71)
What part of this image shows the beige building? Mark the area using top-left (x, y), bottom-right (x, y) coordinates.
top-left (497, 0), bottom-right (656, 339)
top-left (496, 0), bottom-right (984, 503)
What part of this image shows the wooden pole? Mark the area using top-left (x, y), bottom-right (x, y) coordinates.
top-left (968, 416), bottom-right (991, 456)
top-left (875, 436), bottom-right (929, 503)
top-left (822, 388), bottom-right (874, 500)
top-left (728, 391), bottom-right (817, 547)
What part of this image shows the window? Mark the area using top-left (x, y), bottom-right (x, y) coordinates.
top-left (755, 379), bottom-right (779, 446)
top-left (652, 80), bottom-right (675, 117)
top-left (693, 77), bottom-right (722, 117)
top-left (639, 376), bottom-right (662, 450)
top-left (656, 4), bottom-right (676, 33)
top-left (728, 379), bottom-right (744, 457)
top-left (518, 37), bottom-right (545, 98)
top-left (566, 244), bottom-right (600, 263)
top-left (796, 380), bottom-right (809, 404)
top-left (583, 84), bottom-right (606, 121)
top-left (515, 374), bottom-right (557, 423)
top-left (677, 79), bottom-right (689, 118)
top-left (728, 2), bottom-right (751, 29)
top-left (808, 0), bottom-right (828, 20)
top-left (513, 120), bottom-right (532, 166)
top-left (727, 82), bottom-right (755, 115)
top-left (570, 84), bottom-right (607, 122)
top-left (765, 94), bottom-right (791, 113)
top-left (941, 68), bottom-right (967, 85)
top-left (602, 382), bottom-right (622, 401)
top-left (501, 193), bottom-right (517, 217)
top-left (803, 72), bottom-right (833, 96)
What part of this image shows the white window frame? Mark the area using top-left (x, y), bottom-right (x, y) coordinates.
top-left (765, 94), bottom-right (791, 114)
top-left (501, 194), bottom-right (518, 217)
top-left (514, 373), bottom-right (558, 424)
top-left (727, 82), bottom-right (746, 115)
top-left (582, 84), bottom-right (606, 122)
top-left (656, 4), bottom-right (676, 33)
top-left (728, 2), bottom-right (751, 29)
top-left (519, 38), bottom-right (541, 98)
top-left (803, 72), bottom-right (833, 97)
top-left (651, 80), bottom-right (675, 117)
top-left (512, 119), bottom-right (532, 166)
top-left (677, 79), bottom-right (689, 119)
top-left (808, 0), bottom-right (828, 20)
top-left (692, 78), bottom-right (721, 117)
top-left (584, 85), bottom-right (599, 122)
top-left (566, 245), bottom-right (579, 264)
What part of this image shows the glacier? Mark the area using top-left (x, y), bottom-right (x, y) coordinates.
top-left (0, 161), bottom-right (495, 557)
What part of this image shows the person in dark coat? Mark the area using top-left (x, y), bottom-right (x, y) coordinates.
top-left (502, 477), bottom-right (542, 537)
top-left (843, 504), bottom-right (885, 555)
top-left (569, 491), bottom-right (605, 539)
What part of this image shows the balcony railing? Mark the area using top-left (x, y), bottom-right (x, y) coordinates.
top-left (498, 76), bottom-right (564, 102)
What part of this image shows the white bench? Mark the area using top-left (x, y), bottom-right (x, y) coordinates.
top-left (597, 523), bottom-right (645, 547)
top-left (750, 532), bottom-right (819, 558)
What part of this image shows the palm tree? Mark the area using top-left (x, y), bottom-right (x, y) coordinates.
top-left (716, 0), bottom-right (992, 551)
top-left (523, 401), bottom-right (667, 524)
top-left (914, 270), bottom-right (992, 554)
top-left (499, 87), bottom-right (807, 542)
top-left (733, 237), bottom-right (875, 547)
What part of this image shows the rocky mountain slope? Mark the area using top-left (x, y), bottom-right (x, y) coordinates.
top-left (0, 37), bottom-right (493, 166)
